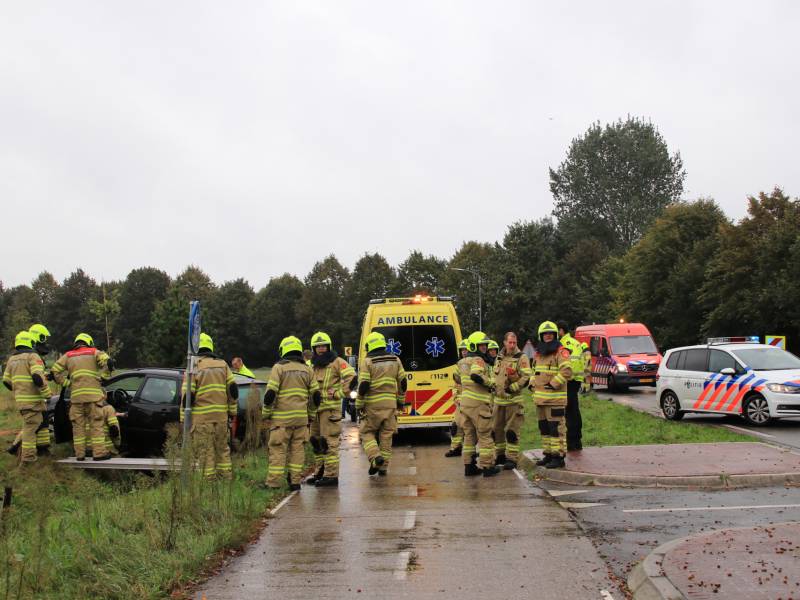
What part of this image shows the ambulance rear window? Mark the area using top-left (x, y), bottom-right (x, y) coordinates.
top-left (372, 325), bottom-right (458, 372)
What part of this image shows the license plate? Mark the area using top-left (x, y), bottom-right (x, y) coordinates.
top-left (639, 378), bottom-right (654, 383)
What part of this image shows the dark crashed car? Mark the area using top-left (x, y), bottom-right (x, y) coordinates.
top-left (49, 367), bottom-right (265, 455)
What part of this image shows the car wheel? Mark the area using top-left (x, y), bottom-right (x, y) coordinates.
top-left (742, 394), bottom-right (771, 426)
top-left (660, 391), bottom-right (684, 421)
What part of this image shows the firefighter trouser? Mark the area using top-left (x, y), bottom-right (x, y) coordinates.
top-left (536, 404), bottom-right (566, 457)
top-left (310, 410), bottom-right (342, 478)
top-left (461, 403), bottom-right (495, 469)
top-left (19, 411), bottom-right (44, 462)
top-left (492, 403), bottom-right (525, 462)
top-left (192, 421), bottom-right (232, 479)
top-left (566, 380), bottom-right (582, 450)
top-left (85, 406), bottom-right (121, 455)
top-left (450, 404), bottom-right (464, 450)
top-left (13, 417), bottom-right (50, 457)
top-left (359, 407), bottom-right (396, 471)
top-left (267, 424), bottom-right (308, 487)
top-left (70, 402), bottom-right (108, 459)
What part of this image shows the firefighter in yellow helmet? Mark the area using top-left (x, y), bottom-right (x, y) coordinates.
top-left (2, 332), bottom-right (51, 463)
top-left (51, 333), bottom-right (115, 461)
top-left (307, 331), bottom-right (355, 487)
top-left (457, 331), bottom-right (500, 477)
top-left (180, 333), bottom-right (238, 479)
top-left (491, 331), bottom-right (532, 469)
top-left (445, 339), bottom-right (469, 457)
top-left (356, 331), bottom-right (406, 476)
top-left (529, 321), bottom-right (572, 468)
top-left (486, 339), bottom-right (500, 364)
top-left (263, 336), bottom-right (320, 490)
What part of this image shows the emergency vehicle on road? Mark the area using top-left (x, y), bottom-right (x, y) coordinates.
top-left (657, 337), bottom-right (800, 425)
top-left (575, 323), bottom-right (662, 391)
top-left (358, 296), bottom-right (462, 430)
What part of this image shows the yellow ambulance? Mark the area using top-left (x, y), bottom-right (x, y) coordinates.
top-left (358, 295), bottom-right (463, 429)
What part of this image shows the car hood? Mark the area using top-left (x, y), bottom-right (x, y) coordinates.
top-left (751, 369), bottom-right (800, 385)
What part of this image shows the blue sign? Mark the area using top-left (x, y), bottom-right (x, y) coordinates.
top-left (386, 338), bottom-right (402, 355)
top-left (188, 301), bottom-right (202, 354)
top-left (425, 336), bottom-right (445, 358)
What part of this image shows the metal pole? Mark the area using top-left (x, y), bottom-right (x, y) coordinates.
top-left (182, 351), bottom-right (193, 453)
top-left (477, 272), bottom-right (482, 332)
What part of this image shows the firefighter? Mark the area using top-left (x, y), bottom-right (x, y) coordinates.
top-left (180, 333), bottom-right (237, 479)
top-left (445, 339), bottom-right (469, 457)
top-left (307, 331), bottom-right (355, 487)
top-left (459, 331), bottom-right (500, 477)
top-left (231, 357), bottom-right (255, 378)
top-left (356, 332), bottom-right (406, 476)
top-left (2, 332), bottom-right (51, 463)
top-left (50, 333), bottom-right (115, 461)
top-left (83, 400), bottom-right (121, 456)
top-left (303, 349), bottom-right (313, 367)
top-left (558, 322), bottom-right (583, 451)
top-left (530, 321), bottom-right (572, 469)
top-left (491, 331), bottom-right (532, 470)
top-left (263, 336), bottom-right (319, 490)
top-left (486, 340), bottom-right (499, 365)
top-left (580, 342), bottom-right (592, 395)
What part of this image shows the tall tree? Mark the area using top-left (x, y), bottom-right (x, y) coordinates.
top-left (395, 251), bottom-right (447, 296)
top-left (116, 267), bottom-right (171, 367)
top-left (343, 254), bottom-right (396, 345)
top-left (205, 278), bottom-right (255, 359)
top-left (49, 269), bottom-right (102, 351)
top-left (30, 272), bottom-right (59, 325)
top-left (248, 274), bottom-right (305, 365)
top-left (441, 242), bottom-right (498, 335)
top-left (550, 117), bottom-right (686, 250)
top-left (296, 256), bottom-right (351, 348)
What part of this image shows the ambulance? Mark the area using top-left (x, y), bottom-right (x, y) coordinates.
top-left (358, 295), bottom-right (462, 429)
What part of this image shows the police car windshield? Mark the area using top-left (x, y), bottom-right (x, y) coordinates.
top-left (609, 335), bottom-right (657, 355)
top-left (731, 348), bottom-right (800, 371)
top-left (373, 325), bottom-right (458, 371)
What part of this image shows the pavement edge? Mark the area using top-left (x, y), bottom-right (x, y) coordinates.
top-left (626, 537), bottom-right (688, 600)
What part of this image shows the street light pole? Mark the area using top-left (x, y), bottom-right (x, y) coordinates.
top-left (450, 268), bottom-right (482, 331)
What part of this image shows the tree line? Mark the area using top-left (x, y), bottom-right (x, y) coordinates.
top-left (2, 118), bottom-right (798, 364)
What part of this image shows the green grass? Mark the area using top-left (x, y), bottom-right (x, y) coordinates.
top-left (250, 367), bottom-right (271, 381)
top-left (0, 400), bottom-right (285, 600)
top-left (519, 391), bottom-right (752, 451)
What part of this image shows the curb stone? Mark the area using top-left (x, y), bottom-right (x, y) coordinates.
top-left (627, 537), bottom-right (688, 600)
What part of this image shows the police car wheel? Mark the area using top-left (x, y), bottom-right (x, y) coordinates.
top-left (742, 394), bottom-right (771, 426)
top-left (660, 391), bottom-right (684, 421)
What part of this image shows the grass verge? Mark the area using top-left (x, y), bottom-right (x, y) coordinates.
top-left (519, 392), bottom-right (752, 451)
top-left (0, 395), bottom-right (283, 600)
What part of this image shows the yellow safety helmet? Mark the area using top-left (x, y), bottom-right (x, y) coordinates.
top-left (74, 332), bottom-right (94, 347)
top-left (15, 331), bottom-right (33, 349)
top-left (466, 331), bottom-right (490, 353)
top-left (365, 331), bottom-right (386, 353)
top-left (537, 321), bottom-right (558, 340)
top-left (580, 342), bottom-right (589, 351)
top-left (310, 331), bottom-right (332, 349)
top-left (29, 324), bottom-right (51, 343)
top-left (198, 332), bottom-right (214, 352)
top-left (487, 340), bottom-right (499, 351)
top-left (458, 339), bottom-right (468, 350)
top-left (279, 335), bottom-right (303, 357)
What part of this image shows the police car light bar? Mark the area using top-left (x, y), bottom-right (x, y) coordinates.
top-left (707, 336), bottom-right (761, 345)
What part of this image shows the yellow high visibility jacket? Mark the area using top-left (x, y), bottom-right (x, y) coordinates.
top-left (560, 334), bottom-right (584, 383)
top-left (51, 347), bottom-right (112, 403)
top-left (357, 352), bottom-right (406, 411)
top-left (181, 356), bottom-right (236, 424)
top-left (459, 354), bottom-right (494, 407)
top-left (264, 359), bottom-right (318, 427)
top-left (312, 356), bottom-right (355, 414)
top-left (3, 350), bottom-right (50, 412)
top-left (530, 346), bottom-right (572, 406)
top-left (492, 350), bottom-right (532, 405)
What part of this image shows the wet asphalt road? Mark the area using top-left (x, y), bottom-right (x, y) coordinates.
top-left (603, 386), bottom-right (800, 450)
top-left (538, 480), bottom-right (800, 587)
top-left (196, 423), bottom-right (617, 600)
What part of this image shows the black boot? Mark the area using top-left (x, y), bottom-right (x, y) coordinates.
top-left (464, 463), bottom-right (481, 477)
top-left (93, 454), bottom-right (112, 461)
top-left (314, 477), bottom-right (339, 487)
top-left (545, 455), bottom-right (566, 469)
top-left (494, 453), bottom-right (507, 466)
top-left (445, 446), bottom-right (462, 457)
top-left (37, 446), bottom-right (51, 457)
top-left (502, 459), bottom-right (517, 470)
top-left (377, 470), bottom-right (387, 477)
top-left (6, 441), bottom-right (20, 456)
top-left (306, 465), bottom-right (325, 485)
top-left (368, 456), bottom-right (385, 475)
top-left (289, 483), bottom-right (301, 491)
top-left (482, 465), bottom-right (501, 477)
top-left (535, 454), bottom-right (551, 467)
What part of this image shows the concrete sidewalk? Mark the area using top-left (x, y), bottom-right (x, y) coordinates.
top-left (628, 522), bottom-right (800, 599)
top-left (521, 442), bottom-right (800, 488)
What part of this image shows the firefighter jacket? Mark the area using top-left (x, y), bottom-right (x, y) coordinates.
top-left (264, 359), bottom-right (318, 427)
top-left (357, 352), bottom-right (406, 411)
top-left (51, 347), bottom-right (112, 404)
top-left (560, 334), bottom-right (584, 383)
top-left (2, 350), bottom-right (50, 412)
top-left (492, 350), bottom-right (532, 405)
top-left (312, 355), bottom-right (355, 414)
top-left (452, 357), bottom-right (471, 405)
top-left (181, 356), bottom-right (236, 424)
top-left (530, 345), bottom-right (572, 406)
top-left (459, 354), bottom-right (494, 407)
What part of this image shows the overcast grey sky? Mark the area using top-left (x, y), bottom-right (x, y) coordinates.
top-left (2, 1), bottom-right (798, 288)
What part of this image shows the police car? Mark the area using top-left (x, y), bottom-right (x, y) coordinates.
top-left (656, 337), bottom-right (800, 426)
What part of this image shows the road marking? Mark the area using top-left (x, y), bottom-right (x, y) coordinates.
top-left (723, 424), bottom-right (776, 438)
top-left (623, 503), bottom-right (800, 514)
top-left (408, 451), bottom-right (415, 461)
top-left (600, 590), bottom-right (616, 600)
top-left (269, 490), bottom-right (297, 516)
top-left (404, 466), bottom-right (417, 475)
top-left (393, 551), bottom-right (411, 580)
top-left (395, 485), bottom-right (418, 497)
top-left (402, 510), bottom-right (417, 530)
top-left (559, 502), bottom-right (607, 509)
top-left (548, 489), bottom-right (589, 497)
top-left (512, 468), bottom-right (525, 480)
